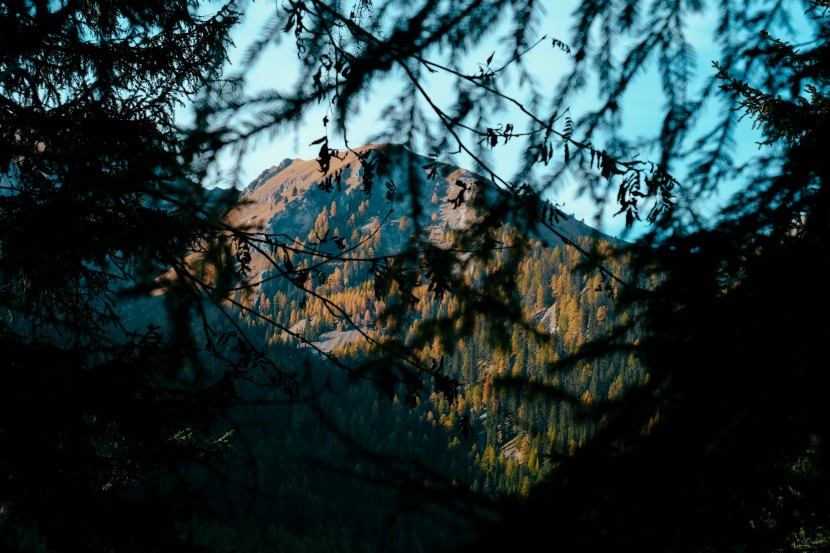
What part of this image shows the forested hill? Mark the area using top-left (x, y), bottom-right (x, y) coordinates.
top-left (187, 144), bottom-right (646, 552)
top-left (229, 143), bottom-right (621, 277)
top-left (223, 143), bottom-right (626, 350)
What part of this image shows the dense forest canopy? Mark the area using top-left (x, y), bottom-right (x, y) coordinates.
top-left (2, 0), bottom-right (829, 552)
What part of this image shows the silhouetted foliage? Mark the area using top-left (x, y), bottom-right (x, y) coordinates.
top-left (209, 0), bottom-right (830, 551)
top-left (1, 2), bottom-right (246, 551)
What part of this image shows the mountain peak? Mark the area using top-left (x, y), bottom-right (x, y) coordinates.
top-left (227, 143), bottom-right (621, 277)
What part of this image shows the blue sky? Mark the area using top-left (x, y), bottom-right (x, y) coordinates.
top-left (194, 0), bottom-right (811, 238)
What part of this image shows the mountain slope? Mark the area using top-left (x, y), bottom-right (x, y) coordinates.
top-left (186, 144), bottom-right (646, 552)
top-left (223, 145), bottom-right (632, 353)
top-left (227, 143), bottom-right (621, 281)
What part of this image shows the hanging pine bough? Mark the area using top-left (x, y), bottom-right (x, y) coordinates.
top-left (190, 0), bottom-right (830, 551)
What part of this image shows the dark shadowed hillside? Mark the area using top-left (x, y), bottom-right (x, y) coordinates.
top-left (183, 144), bottom-right (644, 552)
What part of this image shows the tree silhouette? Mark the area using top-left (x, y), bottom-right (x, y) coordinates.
top-left (0, 2), bottom-right (248, 551)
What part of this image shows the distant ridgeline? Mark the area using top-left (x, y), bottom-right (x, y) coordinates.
top-left (193, 144), bottom-right (647, 552)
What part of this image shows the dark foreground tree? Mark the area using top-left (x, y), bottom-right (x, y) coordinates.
top-left (0, 2), bottom-right (248, 551)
